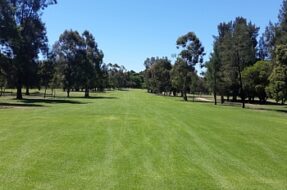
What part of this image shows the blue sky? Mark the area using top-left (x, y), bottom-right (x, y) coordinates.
top-left (43, 0), bottom-right (282, 72)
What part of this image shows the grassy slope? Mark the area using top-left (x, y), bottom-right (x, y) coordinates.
top-left (0, 90), bottom-right (286, 190)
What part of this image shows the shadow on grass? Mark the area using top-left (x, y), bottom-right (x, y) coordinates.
top-left (0, 102), bottom-right (43, 108)
top-left (71, 96), bottom-right (118, 100)
top-left (246, 107), bottom-right (287, 114)
top-left (19, 98), bottom-right (85, 104)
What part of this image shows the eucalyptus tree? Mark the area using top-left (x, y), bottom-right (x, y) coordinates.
top-left (176, 32), bottom-right (205, 101)
top-left (81, 31), bottom-right (104, 97)
top-left (171, 58), bottom-right (191, 100)
top-left (0, 0), bottom-right (56, 99)
top-left (52, 30), bottom-right (84, 97)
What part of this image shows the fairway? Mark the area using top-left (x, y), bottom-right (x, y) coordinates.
top-left (0, 90), bottom-right (286, 190)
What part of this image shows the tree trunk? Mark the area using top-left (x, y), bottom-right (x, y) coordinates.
top-left (183, 92), bottom-right (188, 101)
top-left (53, 88), bottom-right (56, 98)
top-left (25, 86), bottom-right (30, 95)
top-left (16, 84), bottom-right (23, 100)
top-left (44, 87), bottom-right (47, 98)
top-left (85, 88), bottom-right (89, 98)
top-left (67, 88), bottom-right (70, 98)
top-left (173, 90), bottom-right (177, 97)
top-left (214, 92), bottom-right (217, 105)
top-left (221, 96), bottom-right (224, 104)
top-left (236, 52), bottom-right (245, 109)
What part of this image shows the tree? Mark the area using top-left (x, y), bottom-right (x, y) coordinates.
top-left (276, 0), bottom-right (287, 46)
top-left (205, 39), bottom-right (222, 105)
top-left (176, 32), bottom-right (205, 101)
top-left (242, 61), bottom-right (272, 103)
top-left (148, 58), bottom-right (172, 95)
top-left (261, 22), bottom-right (277, 60)
top-left (38, 60), bottom-right (55, 98)
top-left (52, 30), bottom-right (83, 97)
top-left (267, 45), bottom-right (287, 104)
top-left (0, 0), bottom-right (56, 99)
top-left (233, 17), bottom-right (259, 108)
top-left (171, 58), bottom-right (192, 100)
top-left (81, 31), bottom-right (104, 97)
top-left (267, 65), bottom-right (287, 104)
top-left (144, 57), bottom-right (158, 93)
top-left (215, 18), bottom-right (259, 108)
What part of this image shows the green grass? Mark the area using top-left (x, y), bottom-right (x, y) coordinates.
top-left (0, 89), bottom-right (286, 190)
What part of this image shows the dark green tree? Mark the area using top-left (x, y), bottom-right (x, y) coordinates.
top-left (0, 0), bottom-right (56, 99)
top-left (267, 65), bottom-right (287, 104)
top-left (242, 61), bottom-right (272, 103)
top-left (52, 30), bottom-right (84, 97)
top-left (171, 58), bottom-right (192, 100)
top-left (176, 32), bottom-right (205, 101)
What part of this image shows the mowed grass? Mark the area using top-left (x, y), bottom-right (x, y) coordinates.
top-left (0, 90), bottom-right (286, 190)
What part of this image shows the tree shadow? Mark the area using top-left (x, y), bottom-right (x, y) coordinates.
top-left (0, 102), bottom-right (44, 108)
top-left (19, 98), bottom-right (85, 104)
top-left (246, 107), bottom-right (287, 114)
top-left (71, 96), bottom-right (118, 100)
top-left (118, 89), bottom-right (130, 91)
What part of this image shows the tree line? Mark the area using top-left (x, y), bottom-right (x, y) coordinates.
top-left (0, 0), bottom-right (144, 99)
top-left (144, 0), bottom-right (287, 107)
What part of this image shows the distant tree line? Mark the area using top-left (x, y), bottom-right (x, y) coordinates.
top-left (0, 0), bottom-right (144, 99)
top-left (144, 0), bottom-right (287, 107)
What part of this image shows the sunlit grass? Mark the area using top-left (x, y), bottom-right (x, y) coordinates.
top-left (0, 89), bottom-right (286, 190)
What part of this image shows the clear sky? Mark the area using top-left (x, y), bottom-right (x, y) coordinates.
top-left (43, 0), bottom-right (282, 72)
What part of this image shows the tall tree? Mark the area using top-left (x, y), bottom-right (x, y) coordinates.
top-left (0, 0), bottom-right (56, 99)
top-left (52, 30), bottom-right (84, 98)
top-left (171, 58), bottom-right (191, 99)
top-left (176, 32), bottom-right (205, 101)
top-left (242, 61), bottom-right (272, 103)
top-left (215, 18), bottom-right (259, 108)
top-left (205, 39), bottom-right (222, 105)
top-left (149, 58), bottom-right (172, 95)
top-left (81, 31), bottom-right (104, 97)
top-left (267, 45), bottom-right (287, 104)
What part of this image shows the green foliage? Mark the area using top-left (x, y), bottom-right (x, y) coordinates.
top-left (144, 57), bottom-right (172, 94)
top-left (52, 30), bottom-right (104, 97)
top-left (176, 32), bottom-right (205, 101)
top-left (170, 58), bottom-right (190, 93)
top-left (176, 32), bottom-right (205, 67)
top-left (0, 0), bottom-right (57, 99)
top-left (266, 65), bottom-right (287, 104)
top-left (242, 61), bottom-right (272, 102)
top-left (211, 17), bottom-right (259, 107)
